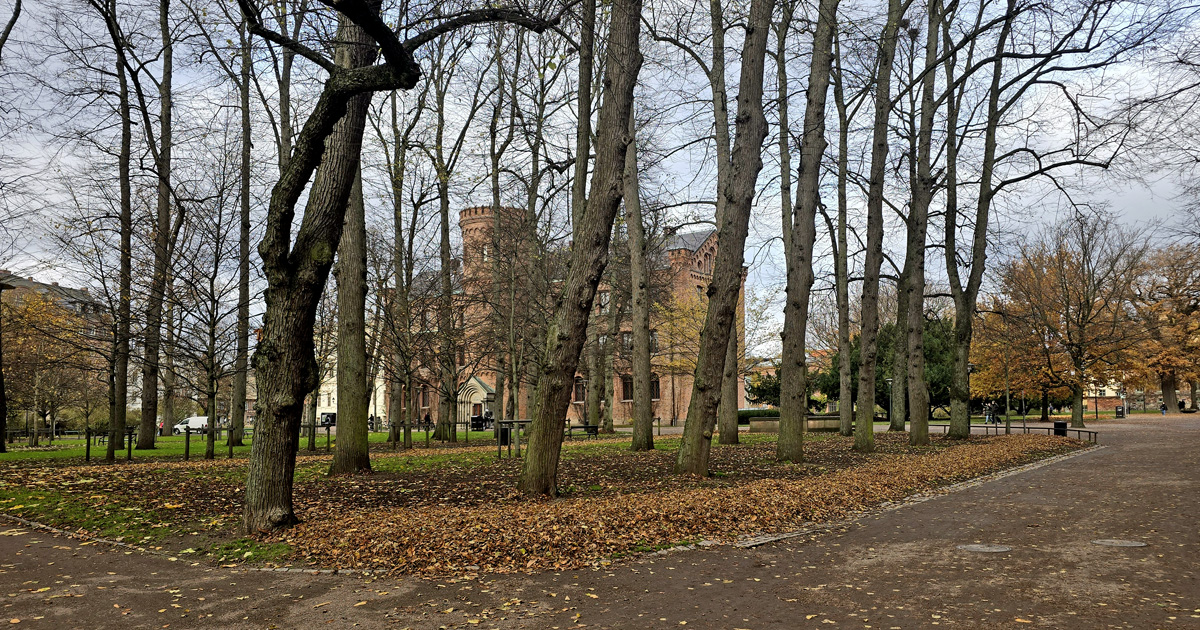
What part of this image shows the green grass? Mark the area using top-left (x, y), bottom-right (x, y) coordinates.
top-left (0, 433), bottom-right (255, 462)
top-left (206, 538), bottom-right (292, 563)
top-left (0, 486), bottom-right (173, 543)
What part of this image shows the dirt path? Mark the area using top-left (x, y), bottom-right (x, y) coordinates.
top-left (3, 416), bottom-right (1197, 629)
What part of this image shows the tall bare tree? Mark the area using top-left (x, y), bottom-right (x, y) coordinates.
top-left (675, 0), bottom-right (773, 476)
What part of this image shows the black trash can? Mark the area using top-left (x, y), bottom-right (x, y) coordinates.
top-left (498, 426), bottom-right (511, 446)
top-left (1053, 420), bottom-right (1068, 436)
top-left (1114, 405), bottom-right (1125, 419)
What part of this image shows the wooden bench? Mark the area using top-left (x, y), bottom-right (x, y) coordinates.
top-left (565, 424), bottom-right (600, 440)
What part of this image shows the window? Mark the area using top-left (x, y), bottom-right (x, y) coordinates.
top-left (458, 347), bottom-right (466, 366)
top-left (598, 334), bottom-right (609, 348)
top-left (649, 330), bottom-right (659, 353)
top-left (621, 375), bottom-right (633, 401)
top-left (598, 291), bottom-right (610, 314)
top-left (420, 385), bottom-right (429, 408)
top-left (621, 332), bottom-right (632, 354)
top-left (651, 375), bottom-right (661, 400)
top-left (696, 285), bottom-right (705, 297)
top-left (573, 377), bottom-right (586, 403)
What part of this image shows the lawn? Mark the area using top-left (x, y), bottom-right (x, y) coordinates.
top-left (0, 430), bottom-right (1089, 576)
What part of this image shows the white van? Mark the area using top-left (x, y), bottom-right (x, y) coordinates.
top-left (172, 416), bottom-right (209, 435)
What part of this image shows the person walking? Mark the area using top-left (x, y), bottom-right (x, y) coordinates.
top-left (1160, 402), bottom-right (1167, 415)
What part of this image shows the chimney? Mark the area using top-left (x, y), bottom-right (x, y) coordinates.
top-left (52, 282), bottom-right (59, 286)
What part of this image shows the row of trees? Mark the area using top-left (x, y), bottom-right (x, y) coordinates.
top-left (3, 0), bottom-right (1199, 534)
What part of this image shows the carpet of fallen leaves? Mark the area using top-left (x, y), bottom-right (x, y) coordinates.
top-left (0, 433), bottom-right (1084, 576)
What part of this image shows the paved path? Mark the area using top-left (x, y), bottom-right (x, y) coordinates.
top-left (2, 415), bottom-right (1197, 629)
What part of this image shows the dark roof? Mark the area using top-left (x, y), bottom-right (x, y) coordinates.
top-left (665, 229), bottom-right (715, 253)
top-left (0, 273), bottom-right (94, 304)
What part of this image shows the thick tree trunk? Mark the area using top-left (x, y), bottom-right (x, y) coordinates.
top-left (330, 168), bottom-right (371, 474)
top-left (854, 0), bottom-right (906, 453)
top-left (626, 113), bottom-right (654, 452)
top-left (778, 0), bottom-right (837, 462)
top-left (907, 3), bottom-right (939, 447)
top-left (1190, 380), bottom-right (1198, 410)
top-left (675, 0), bottom-right (773, 476)
top-left (243, 6), bottom-right (379, 533)
top-left (205, 387), bottom-right (216, 460)
top-left (1160, 372), bottom-right (1179, 415)
top-left (138, 0), bottom-right (174, 450)
top-left (229, 18), bottom-right (252, 448)
top-left (946, 0), bottom-right (1016, 439)
top-left (517, 0), bottom-right (641, 496)
top-left (1071, 383), bottom-right (1086, 428)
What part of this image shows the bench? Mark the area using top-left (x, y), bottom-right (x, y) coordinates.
top-left (565, 424), bottom-right (600, 440)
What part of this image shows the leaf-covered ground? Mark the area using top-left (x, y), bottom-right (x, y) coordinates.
top-left (0, 432), bottom-right (1084, 576)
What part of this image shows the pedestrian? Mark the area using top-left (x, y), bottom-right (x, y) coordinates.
top-left (1160, 402), bottom-right (1167, 415)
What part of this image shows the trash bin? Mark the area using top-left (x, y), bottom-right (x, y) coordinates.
top-left (1114, 405), bottom-right (1125, 419)
top-left (1053, 420), bottom-right (1068, 436)
top-left (498, 426), bottom-right (511, 446)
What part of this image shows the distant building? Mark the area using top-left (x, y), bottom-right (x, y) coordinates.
top-left (379, 206), bottom-right (747, 427)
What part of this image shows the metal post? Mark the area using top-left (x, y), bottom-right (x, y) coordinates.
top-left (184, 427), bottom-right (190, 461)
top-left (326, 425), bottom-right (331, 452)
top-left (85, 427), bottom-right (91, 462)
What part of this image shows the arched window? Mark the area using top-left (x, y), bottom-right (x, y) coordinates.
top-left (650, 375), bottom-right (661, 401)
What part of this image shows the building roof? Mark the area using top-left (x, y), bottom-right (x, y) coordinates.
top-left (665, 229), bottom-right (716, 253)
top-left (0, 272), bottom-right (94, 305)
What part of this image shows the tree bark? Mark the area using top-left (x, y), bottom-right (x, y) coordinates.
top-left (625, 111), bottom-right (654, 452)
top-left (517, 0), bottom-right (642, 496)
top-left (0, 284), bottom-right (7, 453)
top-left (138, 0), bottom-right (174, 450)
top-left (329, 167), bottom-right (371, 474)
top-left (946, 0), bottom-right (1016, 439)
top-left (675, 0), bottom-right (773, 476)
top-left (243, 4), bottom-right (381, 533)
top-left (906, 0), bottom-right (940, 446)
top-left (229, 17), bottom-right (252, 448)
top-left (717, 331), bottom-right (740, 444)
top-left (570, 0), bottom-right (597, 239)
top-left (853, 0), bottom-right (906, 453)
top-left (104, 0), bottom-right (133, 463)
top-left (778, 0), bottom-right (838, 462)
top-left (890, 279), bottom-right (909, 431)
top-left (832, 37), bottom-right (854, 437)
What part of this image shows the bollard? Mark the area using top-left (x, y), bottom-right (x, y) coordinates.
top-left (184, 427), bottom-right (191, 461)
top-left (85, 427), bottom-right (91, 462)
top-left (325, 426), bottom-right (331, 452)
top-left (228, 427), bottom-right (234, 459)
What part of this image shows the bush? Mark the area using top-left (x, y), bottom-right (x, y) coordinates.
top-left (738, 408), bottom-right (779, 424)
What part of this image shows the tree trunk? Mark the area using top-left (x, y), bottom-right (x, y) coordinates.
top-left (1071, 383), bottom-right (1086, 428)
top-left (675, 0), bottom-right (773, 476)
top-left (946, 0), bottom-right (1016, 439)
top-left (517, 0), bottom-right (642, 496)
top-left (305, 389), bottom-right (317, 452)
top-left (717, 332), bottom-right (740, 444)
top-left (906, 1), bottom-right (940, 446)
top-left (604, 297), bottom-right (618, 433)
top-left (1040, 389), bottom-right (1049, 422)
top-left (586, 332), bottom-right (602, 427)
top-left (106, 0), bottom-right (133, 463)
top-left (0, 284), bottom-right (6, 453)
top-left (778, 0), bottom-right (837, 462)
top-left (890, 278), bottom-right (908, 431)
top-left (1190, 380), bottom-right (1198, 411)
top-left (243, 5), bottom-right (379, 532)
top-left (205, 387), bottom-right (217, 460)
top-left (1160, 371), bottom-right (1179, 416)
top-left (330, 168), bottom-right (371, 474)
top-left (832, 40), bottom-right (854, 438)
top-left (571, 0), bottom-right (597, 239)
top-left (229, 17), bottom-right (252, 448)
top-left (163, 298), bottom-right (176, 439)
top-left (854, 0), bottom-right (906, 453)
top-left (137, 0), bottom-right (174, 450)
top-left (626, 112), bottom-right (654, 452)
